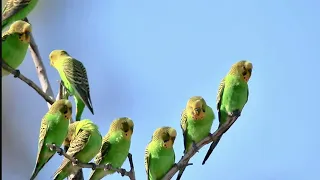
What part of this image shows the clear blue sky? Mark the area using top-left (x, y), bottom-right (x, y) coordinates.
top-left (2, 0), bottom-right (320, 179)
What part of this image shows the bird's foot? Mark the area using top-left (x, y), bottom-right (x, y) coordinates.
top-left (119, 168), bottom-right (126, 176)
top-left (89, 162), bottom-right (97, 170)
top-left (57, 147), bottom-right (64, 156)
top-left (208, 132), bottom-right (215, 141)
top-left (13, 69), bottom-right (20, 78)
top-left (228, 110), bottom-right (241, 118)
top-left (192, 141), bottom-right (199, 153)
top-left (104, 163), bottom-right (113, 171)
top-left (72, 159), bottom-right (79, 166)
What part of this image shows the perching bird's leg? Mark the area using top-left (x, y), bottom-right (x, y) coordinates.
top-left (119, 168), bottom-right (126, 176)
top-left (72, 158), bottom-right (79, 166)
top-left (192, 141), bottom-right (199, 153)
top-left (13, 69), bottom-right (20, 78)
top-left (89, 163), bottom-right (97, 170)
top-left (103, 163), bottom-right (113, 171)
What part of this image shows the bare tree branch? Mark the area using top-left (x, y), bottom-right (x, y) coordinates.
top-left (1, 60), bottom-right (55, 105)
top-left (47, 144), bottom-right (136, 180)
top-left (162, 116), bottom-right (239, 180)
top-left (23, 17), bottom-right (55, 108)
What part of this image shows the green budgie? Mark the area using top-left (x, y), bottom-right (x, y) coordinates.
top-left (2, 0), bottom-right (38, 29)
top-left (52, 119), bottom-right (102, 180)
top-left (30, 99), bottom-right (72, 180)
top-left (176, 96), bottom-right (215, 180)
top-left (145, 127), bottom-right (177, 180)
top-left (88, 117), bottom-right (134, 180)
top-left (49, 50), bottom-right (94, 121)
top-left (202, 60), bottom-right (253, 165)
top-left (2, 20), bottom-right (31, 77)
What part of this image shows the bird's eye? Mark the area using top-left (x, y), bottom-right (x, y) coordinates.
top-left (203, 109), bottom-right (206, 112)
top-left (164, 139), bottom-right (169, 143)
top-left (124, 129), bottom-right (129, 133)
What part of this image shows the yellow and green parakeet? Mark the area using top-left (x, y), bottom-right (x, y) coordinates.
top-left (202, 60), bottom-right (253, 165)
top-left (88, 117), bottom-right (134, 180)
top-left (49, 50), bottom-right (94, 121)
top-left (30, 99), bottom-right (72, 180)
top-left (2, 20), bottom-right (31, 77)
top-left (2, 0), bottom-right (38, 29)
top-left (52, 119), bottom-right (102, 180)
top-left (145, 127), bottom-right (177, 180)
top-left (176, 96), bottom-right (215, 180)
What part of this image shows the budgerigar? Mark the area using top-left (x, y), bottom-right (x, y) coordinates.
top-left (176, 96), bottom-right (215, 180)
top-left (88, 117), bottom-right (134, 180)
top-left (2, 0), bottom-right (38, 29)
top-left (30, 99), bottom-right (72, 180)
top-left (145, 127), bottom-right (177, 180)
top-left (52, 119), bottom-right (102, 180)
top-left (49, 50), bottom-right (94, 121)
top-left (2, 20), bottom-right (31, 77)
top-left (202, 60), bottom-right (253, 165)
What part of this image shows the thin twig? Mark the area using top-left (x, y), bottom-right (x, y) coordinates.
top-left (1, 60), bottom-right (55, 105)
top-left (47, 144), bottom-right (136, 180)
top-left (162, 116), bottom-right (239, 180)
top-left (24, 17), bottom-right (55, 108)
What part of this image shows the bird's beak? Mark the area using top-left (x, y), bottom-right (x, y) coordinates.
top-left (194, 107), bottom-right (201, 115)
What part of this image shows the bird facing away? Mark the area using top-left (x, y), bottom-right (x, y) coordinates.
top-left (52, 119), bottom-right (102, 180)
top-left (202, 60), bottom-right (253, 165)
top-left (49, 49), bottom-right (94, 121)
top-left (176, 96), bottom-right (215, 180)
top-left (30, 99), bottom-right (72, 180)
top-left (89, 117), bottom-right (134, 180)
top-left (145, 127), bottom-right (177, 180)
top-left (2, 0), bottom-right (39, 29)
top-left (2, 20), bottom-right (31, 77)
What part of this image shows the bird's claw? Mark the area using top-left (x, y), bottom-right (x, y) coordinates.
top-left (119, 168), bottom-right (126, 176)
top-left (208, 132), bottom-right (215, 141)
top-left (72, 159), bottom-right (79, 166)
top-left (192, 141), bottom-right (199, 153)
top-left (57, 148), bottom-right (64, 156)
top-left (104, 163), bottom-right (113, 171)
top-left (13, 69), bottom-right (20, 78)
top-left (89, 163), bottom-right (97, 170)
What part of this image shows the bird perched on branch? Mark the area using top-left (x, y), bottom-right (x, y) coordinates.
top-left (30, 99), bottom-right (72, 180)
top-left (176, 96), bottom-right (215, 180)
top-left (49, 49), bottom-right (94, 121)
top-left (202, 60), bottom-right (253, 165)
top-left (2, 20), bottom-right (31, 77)
top-left (145, 127), bottom-right (177, 180)
top-left (52, 119), bottom-right (102, 180)
top-left (2, 0), bottom-right (39, 29)
top-left (89, 117), bottom-right (134, 180)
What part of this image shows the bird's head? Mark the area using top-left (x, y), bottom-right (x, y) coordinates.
top-left (49, 99), bottom-right (73, 120)
top-left (9, 20), bottom-right (32, 43)
top-left (110, 117), bottom-right (134, 141)
top-left (49, 50), bottom-right (69, 67)
top-left (152, 127), bottom-right (177, 149)
top-left (186, 96), bottom-right (207, 120)
top-left (230, 60), bottom-right (253, 82)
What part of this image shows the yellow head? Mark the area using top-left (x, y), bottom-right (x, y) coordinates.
top-left (8, 20), bottom-right (32, 43)
top-left (49, 50), bottom-right (70, 67)
top-left (230, 60), bottom-right (253, 82)
top-left (109, 117), bottom-right (134, 141)
top-left (49, 99), bottom-right (73, 120)
top-left (152, 127), bottom-right (177, 149)
top-left (186, 96), bottom-right (207, 120)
